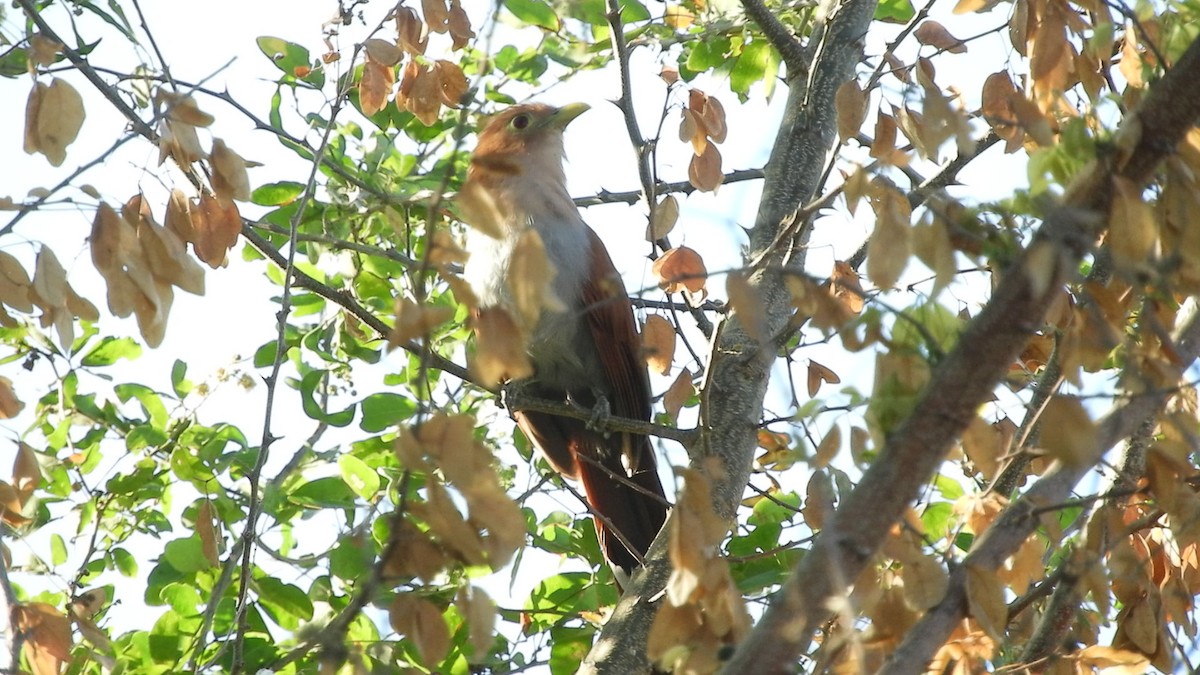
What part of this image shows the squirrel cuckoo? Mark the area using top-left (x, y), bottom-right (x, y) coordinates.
top-left (460, 103), bottom-right (669, 576)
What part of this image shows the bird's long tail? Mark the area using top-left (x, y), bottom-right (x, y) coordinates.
top-left (573, 432), bottom-right (668, 574)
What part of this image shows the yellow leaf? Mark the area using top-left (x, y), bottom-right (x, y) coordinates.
top-left (900, 554), bottom-right (949, 610)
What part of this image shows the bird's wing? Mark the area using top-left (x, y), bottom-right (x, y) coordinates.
top-left (578, 227), bottom-right (655, 469)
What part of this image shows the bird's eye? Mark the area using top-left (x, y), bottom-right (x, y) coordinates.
top-left (511, 114), bottom-right (531, 130)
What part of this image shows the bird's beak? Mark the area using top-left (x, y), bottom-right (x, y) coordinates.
top-left (548, 102), bottom-right (590, 130)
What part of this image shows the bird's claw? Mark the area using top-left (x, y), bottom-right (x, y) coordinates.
top-left (500, 380), bottom-right (520, 411)
top-left (586, 394), bottom-right (611, 433)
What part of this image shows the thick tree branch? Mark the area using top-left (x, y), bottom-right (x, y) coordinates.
top-left (724, 33), bottom-right (1200, 673)
top-left (741, 0), bottom-right (807, 73)
top-left (581, 0), bottom-right (878, 671)
top-left (881, 308), bottom-right (1200, 673)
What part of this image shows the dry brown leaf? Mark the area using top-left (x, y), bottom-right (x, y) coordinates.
top-left (23, 82), bottom-right (47, 156)
top-left (0, 379), bottom-right (23, 420)
top-left (914, 21), bottom-right (967, 53)
top-left (913, 214), bottom-right (957, 295)
top-left (652, 246), bottom-right (707, 295)
top-left (901, 554), bottom-right (949, 610)
top-left (831, 260), bottom-right (865, 314)
top-left (13, 442), bottom-right (39, 504)
top-left (14, 603), bottom-right (72, 675)
top-left (647, 194), bottom-right (679, 241)
top-left (383, 520), bottom-right (448, 582)
top-left (0, 251), bottom-right (34, 313)
top-left (688, 142), bottom-right (723, 192)
top-left (866, 184), bottom-right (912, 289)
top-left (696, 92), bottom-right (727, 144)
top-left (663, 369), bottom-right (694, 424)
top-left (396, 6), bottom-right (429, 55)
top-left (28, 34), bottom-right (63, 67)
top-left (641, 314), bottom-right (675, 375)
top-left (197, 500), bottom-right (220, 567)
top-left (961, 416), bottom-right (1003, 480)
top-left (997, 534), bottom-right (1044, 596)
top-left (360, 58), bottom-right (396, 116)
top-left (433, 59), bottom-right (468, 107)
top-left (33, 78), bottom-right (85, 167)
top-left (471, 306), bottom-right (532, 387)
top-left (457, 585), bottom-right (496, 661)
top-left (210, 139), bottom-right (252, 202)
top-left (981, 72), bottom-right (1023, 152)
top-left (1076, 645), bottom-right (1151, 674)
top-left (164, 189), bottom-right (197, 245)
top-left (194, 194), bottom-right (242, 268)
top-left (726, 271), bottom-right (765, 342)
top-left (397, 61), bottom-right (442, 126)
top-left (812, 424), bottom-right (841, 469)
top-left (447, 0), bottom-right (475, 50)
top-left (806, 359), bottom-right (841, 397)
top-left (870, 110), bottom-right (904, 165)
top-left (1109, 176), bottom-right (1158, 270)
top-left (391, 296), bottom-right (455, 346)
top-left (364, 38), bottom-right (404, 66)
top-left (389, 595), bottom-right (450, 665)
top-left (0, 480), bottom-right (29, 526)
top-left (965, 563), bottom-right (1007, 641)
top-left (1039, 395), bottom-right (1097, 466)
top-left (138, 211), bottom-right (206, 296)
top-left (70, 588), bottom-right (107, 621)
top-left (424, 0), bottom-right (451, 33)
top-left (802, 470), bottom-right (834, 530)
top-left (508, 228), bottom-right (563, 327)
top-left (679, 108), bottom-right (703, 152)
top-left (835, 79), bottom-right (867, 142)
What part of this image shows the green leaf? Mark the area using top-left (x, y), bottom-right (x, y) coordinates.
top-left (299, 370), bottom-right (355, 427)
top-left (875, 0), bottom-right (915, 23)
top-left (330, 535), bottom-right (372, 580)
top-left (114, 383), bottom-right (169, 428)
top-left (289, 476), bottom-right (358, 509)
top-left (504, 0), bottom-right (561, 31)
top-left (359, 392), bottom-right (416, 432)
top-left (112, 547), bottom-right (138, 577)
top-left (252, 181), bottom-right (306, 206)
top-left (81, 336), bottom-right (143, 367)
top-left (747, 491), bottom-right (801, 527)
top-left (51, 534), bottom-right (67, 566)
top-left (255, 576), bottom-right (314, 625)
top-left (338, 455), bottom-right (381, 501)
top-left (170, 359), bottom-right (193, 397)
top-left (163, 537), bottom-right (214, 574)
top-left (549, 626), bottom-right (594, 675)
top-left (730, 40), bottom-right (781, 98)
top-left (256, 36), bottom-right (325, 88)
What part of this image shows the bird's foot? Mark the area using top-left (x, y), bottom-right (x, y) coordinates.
top-left (585, 394), bottom-right (611, 433)
top-left (500, 380), bottom-right (521, 411)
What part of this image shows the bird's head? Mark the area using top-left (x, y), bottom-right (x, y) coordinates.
top-left (469, 102), bottom-right (590, 180)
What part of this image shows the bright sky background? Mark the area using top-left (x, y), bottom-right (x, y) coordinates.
top-left (0, 0), bottom-right (1053, 669)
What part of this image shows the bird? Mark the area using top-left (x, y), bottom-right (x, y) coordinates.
top-left (459, 102), bottom-right (669, 578)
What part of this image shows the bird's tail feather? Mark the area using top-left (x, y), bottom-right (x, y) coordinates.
top-left (574, 433), bottom-right (668, 574)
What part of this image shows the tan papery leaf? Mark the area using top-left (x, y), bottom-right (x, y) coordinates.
top-left (647, 194), bottom-right (679, 241)
top-left (641, 314), bottom-right (676, 375)
top-left (835, 79), bottom-right (867, 142)
top-left (389, 595), bottom-right (451, 665)
top-left (914, 21), bottom-right (967, 53)
top-left (652, 246), bottom-right (708, 295)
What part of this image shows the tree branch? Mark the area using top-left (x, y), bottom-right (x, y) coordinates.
top-left (741, 0), bottom-right (807, 73)
top-left (724, 32), bottom-right (1200, 673)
